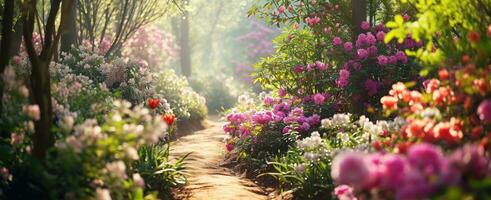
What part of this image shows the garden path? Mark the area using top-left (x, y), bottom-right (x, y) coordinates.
top-left (170, 116), bottom-right (268, 200)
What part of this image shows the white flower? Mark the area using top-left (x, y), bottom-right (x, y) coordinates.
top-left (65, 136), bottom-right (83, 152)
top-left (105, 161), bottom-right (127, 179)
top-left (294, 163), bottom-right (306, 173)
top-left (59, 115), bottom-right (74, 132)
top-left (125, 147), bottom-right (139, 160)
top-left (304, 152), bottom-right (320, 162)
top-left (132, 173), bottom-right (145, 188)
top-left (18, 85), bottom-right (29, 98)
top-left (96, 188), bottom-right (112, 200)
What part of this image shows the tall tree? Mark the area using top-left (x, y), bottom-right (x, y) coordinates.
top-left (180, 0), bottom-right (191, 77)
top-left (77, 0), bottom-right (174, 57)
top-left (0, 0), bottom-right (15, 117)
top-left (22, 0), bottom-right (67, 160)
top-left (60, 0), bottom-right (77, 53)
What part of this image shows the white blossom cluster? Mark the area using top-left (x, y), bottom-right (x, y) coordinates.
top-left (321, 113), bottom-right (352, 129)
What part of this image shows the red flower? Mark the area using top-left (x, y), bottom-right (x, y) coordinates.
top-left (438, 69), bottom-right (449, 80)
top-left (468, 31), bottom-right (480, 42)
top-left (162, 114), bottom-right (176, 126)
top-left (381, 96), bottom-right (398, 110)
top-left (148, 98), bottom-right (160, 109)
top-left (488, 25), bottom-right (491, 37)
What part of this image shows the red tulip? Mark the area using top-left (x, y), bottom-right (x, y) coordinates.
top-left (162, 114), bottom-right (176, 126)
top-left (148, 98), bottom-right (160, 109)
top-left (468, 31), bottom-right (480, 42)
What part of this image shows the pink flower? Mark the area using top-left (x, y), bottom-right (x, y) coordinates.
top-left (277, 5), bottom-right (286, 14)
top-left (335, 185), bottom-right (357, 200)
top-left (477, 99), bottom-right (491, 122)
top-left (225, 143), bottom-right (234, 151)
top-left (343, 42), bottom-right (353, 52)
top-left (376, 31), bottom-right (386, 41)
top-left (263, 96), bottom-right (274, 106)
top-left (287, 5), bottom-right (294, 12)
top-left (361, 21), bottom-right (370, 30)
top-left (356, 49), bottom-right (368, 60)
top-left (367, 46), bottom-right (378, 56)
top-left (13, 56), bottom-right (23, 65)
top-left (395, 51), bottom-right (408, 63)
top-left (278, 88), bottom-right (287, 97)
top-left (377, 55), bottom-right (388, 66)
top-left (366, 32), bottom-right (376, 45)
top-left (331, 152), bottom-right (372, 188)
top-left (313, 93), bottom-right (326, 105)
top-left (294, 65), bottom-right (304, 73)
top-left (315, 61), bottom-right (327, 71)
top-left (407, 143), bottom-right (445, 174)
top-left (364, 79), bottom-right (379, 96)
top-left (305, 16), bottom-right (321, 26)
top-left (23, 104), bottom-right (40, 120)
top-left (332, 37), bottom-right (342, 46)
top-left (336, 69), bottom-right (350, 88)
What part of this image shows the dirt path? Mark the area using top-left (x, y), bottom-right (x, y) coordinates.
top-left (170, 117), bottom-right (268, 200)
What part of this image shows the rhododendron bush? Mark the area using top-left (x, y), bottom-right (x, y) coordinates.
top-left (124, 25), bottom-right (180, 69)
top-left (221, 0), bottom-right (491, 199)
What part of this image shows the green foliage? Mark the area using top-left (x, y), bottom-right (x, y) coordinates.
top-left (156, 70), bottom-right (208, 121)
top-left (385, 0), bottom-right (491, 67)
top-left (133, 144), bottom-right (189, 200)
top-left (189, 75), bottom-right (246, 114)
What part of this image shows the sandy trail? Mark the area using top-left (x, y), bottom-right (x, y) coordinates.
top-left (170, 117), bottom-right (268, 200)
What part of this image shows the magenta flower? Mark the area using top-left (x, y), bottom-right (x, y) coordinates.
top-left (334, 185), bottom-right (357, 200)
top-left (313, 93), bottom-right (326, 105)
top-left (364, 79), bottom-right (379, 96)
top-left (225, 143), bottom-right (234, 152)
top-left (305, 16), bottom-right (321, 26)
top-left (282, 126), bottom-right (291, 134)
top-left (388, 55), bottom-right (397, 65)
top-left (336, 69), bottom-right (350, 88)
top-left (294, 65), bottom-right (304, 73)
top-left (366, 32), bottom-right (376, 45)
top-left (361, 21), bottom-right (370, 30)
top-left (356, 33), bottom-right (367, 48)
top-left (343, 42), bottom-right (353, 52)
top-left (407, 143), bottom-right (445, 174)
top-left (278, 88), bottom-right (287, 97)
top-left (377, 55), bottom-right (388, 66)
top-left (380, 155), bottom-right (407, 190)
top-left (333, 37), bottom-right (342, 46)
top-left (376, 31), bottom-right (386, 41)
top-left (315, 61), bottom-right (327, 71)
top-left (263, 96), bottom-right (274, 106)
top-left (395, 51), bottom-right (408, 63)
top-left (477, 99), bottom-right (491, 122)
top-left (367, 46), bottom-right (378, 56)
top-left (331, 152), bottom-right (371, 188)
top-left (356, 49), bottom-right (368, 60)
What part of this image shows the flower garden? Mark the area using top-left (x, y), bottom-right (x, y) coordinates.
top-left (1, 0), bottom-right (491, 199)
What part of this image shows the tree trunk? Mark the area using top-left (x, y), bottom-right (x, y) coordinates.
top-left (180, 0), bottom-right (191, 77)
top-left (351, 0), bottom-right (367, 115)
top-left (351, 0), bottom-right (367, 40)
top-left (30, 59), bottom-right (54, 159)
top-left (9, 19), bottom-right (23, 57)
top-left (60, 0), bottom-right (77, 53)
top-left (0, 0), bottom-right (15, 118)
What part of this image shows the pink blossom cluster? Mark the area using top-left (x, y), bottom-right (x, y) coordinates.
top-left (332, 143), bottom-right (491, 200)
top-left (123, 25), bottom-right (179, 69)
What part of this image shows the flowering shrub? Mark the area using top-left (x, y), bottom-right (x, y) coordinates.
top-left (332, 143), bottom-right (491, 200)
top-left (266, 114), bottom-right (405, 198)
top-left (123, 25), bottom-right (179, 69)
top-left (253, 22), bottom-right (421, 115)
